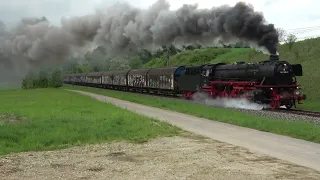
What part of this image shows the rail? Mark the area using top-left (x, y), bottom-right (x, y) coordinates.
top-left (269, 109), bottom-right (320, 118)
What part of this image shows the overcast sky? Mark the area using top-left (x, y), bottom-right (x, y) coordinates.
top-left (1, 0), bottom-right (319, 40)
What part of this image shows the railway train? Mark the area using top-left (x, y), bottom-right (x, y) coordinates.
top-left (63, 54), bottom-right (307, 109)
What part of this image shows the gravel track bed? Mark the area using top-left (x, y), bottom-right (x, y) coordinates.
top-left (231, 108), bottom-right (320, 125)
top-left (76, 86), bottom-right (320, 125)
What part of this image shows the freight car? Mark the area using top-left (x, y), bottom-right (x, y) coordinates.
top-left (63, 54), bottom-right (307, 110)
top-left (64, 66), bottom-right (186, 95)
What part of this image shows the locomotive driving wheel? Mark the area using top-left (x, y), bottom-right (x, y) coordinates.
top-left (270, 96), bottom-right (281, 109)
top-left (183, 91), bottom-right (195, 100)
top-left (285, 104), bottom-right (293, 109)
top-left (285, 99), bottom-right (295, 109)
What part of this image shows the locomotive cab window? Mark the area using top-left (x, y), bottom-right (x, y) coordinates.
top-left (206, 69), bottom-right (210, 76)
top-left (201, 69), bottom-right (210, 77)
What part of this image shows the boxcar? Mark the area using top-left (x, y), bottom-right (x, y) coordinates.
top-left (147, 66), bottom-right (186, 94)
top-left (73, 73), bottom-right (88, 85)
top-left (101, 71), bottom-right (114, 88)
top-left (127, 68), bottom-right (150, 90)
top-left (63, 74), bottom-right (74, 84)
top-left (147, 67), bottom-right (175, 91)
top-left (113, 69), bottom-right (131, 90)
top-left (86, 72), bottom-right (104, 87)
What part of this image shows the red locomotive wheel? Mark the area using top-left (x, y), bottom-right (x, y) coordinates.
top-left (183, 91), bottom-right (195, 99)
top-left (270, 96), bottom-right (281, 109)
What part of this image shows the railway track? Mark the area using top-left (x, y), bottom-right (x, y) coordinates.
top-left (270, 109), bottom-right (320, 118)
top-left (69, 85), bottom-right (320, 120)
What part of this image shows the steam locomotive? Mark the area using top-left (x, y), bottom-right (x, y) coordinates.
top-left (63, 54), bottom-right (306, 109)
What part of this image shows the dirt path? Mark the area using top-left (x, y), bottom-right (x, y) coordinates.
top-left (68, 90), bottom-right (320, 172)
top-left (1, 135), bottom-right (320, 180)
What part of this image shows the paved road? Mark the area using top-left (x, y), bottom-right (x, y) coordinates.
top-left (68, 90), bottom-right (320, 172)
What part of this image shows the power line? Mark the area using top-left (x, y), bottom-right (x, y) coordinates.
top-left (290, 28), bottom-right (320, 35)
top-left (286, 25), bottom-right (320, 31)
top-left (280, 25), bottom-right (320, 40)
top-left (279, 33), bottom-right (320, 42)
top-left (296, 35), bottom-right (320, 40)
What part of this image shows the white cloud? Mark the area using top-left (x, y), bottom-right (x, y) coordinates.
top-left (0, 0), bottom-right (319, 40)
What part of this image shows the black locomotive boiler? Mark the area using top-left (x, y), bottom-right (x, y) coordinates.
top-left (64, 54), bottom-right (307, 109)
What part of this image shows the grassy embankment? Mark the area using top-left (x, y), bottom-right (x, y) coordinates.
top-left (145, 37), bottom-right (320, 111)
top-left (0, 88), bottom-right (180, 155)
top-left (65, 85), bottom-right (320, 144)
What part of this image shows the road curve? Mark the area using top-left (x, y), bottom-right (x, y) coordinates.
top-left (68, 89), bottom-right (320, 172)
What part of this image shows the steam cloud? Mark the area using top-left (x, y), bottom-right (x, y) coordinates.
top-left (191, 92), bottom-right (269, 110)
top-left (0, 0), bottom-right (279, 86)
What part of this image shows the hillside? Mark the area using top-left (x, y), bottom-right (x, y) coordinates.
top-left (144, 38), bottom-right (320, 110)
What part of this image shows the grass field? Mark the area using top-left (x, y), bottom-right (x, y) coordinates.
top-left (0, 88), bottom-right (180, 155)
top-left (65, 85), bottom-right (320, 144)
top-left (144, 38), bottom-right (320, 111)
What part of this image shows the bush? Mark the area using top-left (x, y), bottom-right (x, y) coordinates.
top-left (21, 68), bottom-right (63, 89)
top-left (21, 71), bottom-right (37, 89)
top-left (38, 70), bottom-right (49, 88)
top-left (48, 68), bottom-right (63, 88)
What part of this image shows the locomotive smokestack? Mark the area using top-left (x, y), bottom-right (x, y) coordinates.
top-left (269, 52), bottom-right (279, 61)
top-left (269, 54), bottom-right (279, 61)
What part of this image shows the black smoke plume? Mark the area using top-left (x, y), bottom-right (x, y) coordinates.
top-left (0, 0), bottom-right (279, 86)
